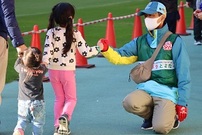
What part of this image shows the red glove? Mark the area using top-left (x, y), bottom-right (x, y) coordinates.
top-left (98, 38), bottom-right (109, 52)
top-left (176, 105), bottom-right (188, 122)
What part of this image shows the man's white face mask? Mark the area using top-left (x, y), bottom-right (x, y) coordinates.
top-left (144, 16), bottom-right (161, 31)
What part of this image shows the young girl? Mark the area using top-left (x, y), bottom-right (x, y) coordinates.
top-left (42, 2), bottom-right (100, 135)
top-left (13, 47), bottom-right (48, 135)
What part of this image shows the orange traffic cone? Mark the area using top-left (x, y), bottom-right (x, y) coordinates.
top-left (187, 14), bottom-right (194, 30)
top-left (31, 25), bottom-right (49, 82)
top-left (105, 12), bottom-right (116, 48)
top-left (76, 18), bottom-right (95, 68)
top-left (132, 8), bottom-right (143, 39)
top-left (176, 1), bottom-right (191, 35)
top-left (31, 25), bottom-right (41, 50)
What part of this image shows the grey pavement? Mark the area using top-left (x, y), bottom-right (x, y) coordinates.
top-left (1, 30), bottom-right (202, 135)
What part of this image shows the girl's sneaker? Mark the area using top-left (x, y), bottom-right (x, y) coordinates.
top-left (13, 128), bottom-right (24, 135)
top-left (58, 114), bottom-right (71, 135)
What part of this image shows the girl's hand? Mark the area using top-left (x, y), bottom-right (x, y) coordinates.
top-left (97, 39), bottom-right (104, 50)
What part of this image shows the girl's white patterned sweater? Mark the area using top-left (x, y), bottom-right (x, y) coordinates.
top-left (43, 27), bottom-right (100, 70)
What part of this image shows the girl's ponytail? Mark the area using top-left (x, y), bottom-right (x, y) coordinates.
top-left (63, 18), bottom-right (74, 54)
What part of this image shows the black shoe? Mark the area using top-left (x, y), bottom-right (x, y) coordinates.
top-left (141, 117), bottom-right (153, 130)
top-left (58, 114), bottom-right (71, 135)
top-left (173, 119), bottom-right (180, 129)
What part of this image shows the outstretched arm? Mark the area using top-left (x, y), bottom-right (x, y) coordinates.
top-left (76, 30), bottom-right (100, 58)
top-left (97, 38), bottom-right (138, 65)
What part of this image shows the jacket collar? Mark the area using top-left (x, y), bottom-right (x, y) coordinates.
top-left (146, 24), bottom-right (169, 48)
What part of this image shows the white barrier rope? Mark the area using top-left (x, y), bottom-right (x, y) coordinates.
top-left (21, 12), bottom-right (137, 36)
top-left (21, 29), bottom-right (47, 36)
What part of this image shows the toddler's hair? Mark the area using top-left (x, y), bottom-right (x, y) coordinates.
top-left (22, 47), bottom-right (42, 82)
top-left (23, 47), bottom-right (42, 68)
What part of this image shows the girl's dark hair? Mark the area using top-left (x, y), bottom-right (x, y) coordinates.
top-left (48, 2), bottom-right (75, 54)
top-left (23, 47), bottom-right (42, 68)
